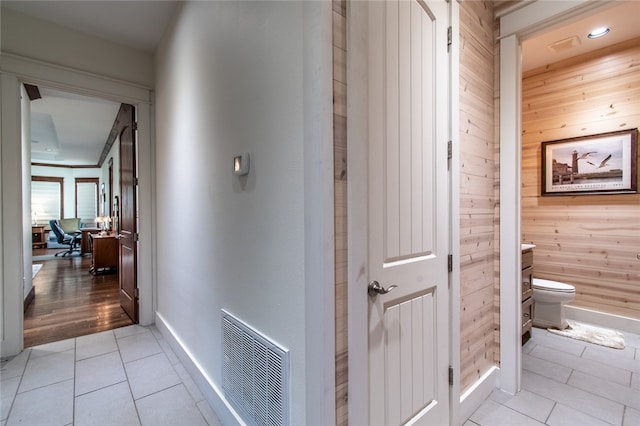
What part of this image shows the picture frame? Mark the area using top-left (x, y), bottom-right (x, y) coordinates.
top-left (541, 128), bottom-right (638, 196)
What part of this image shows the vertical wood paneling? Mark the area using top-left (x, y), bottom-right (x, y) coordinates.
top-left (399, 0), bottom-right (412, 256)
top-left (333, 1), bottom-right (348, 424)
top-left (384, 0), bottom-right (437, 261)
top-left (385, 305), bottom-right (402, 425)
top-left (411, 1), bottom-right (424, 254)
top-left (411, 297), bottom-right (424, 410)
top-left (386, 0), bottom-right (401, 260)
top-left (522, 38), bottom-right (640, 320)
top-left (459, 0), bottom-right (498, 394)
top-left (383, 293), bottom-right (436, 424)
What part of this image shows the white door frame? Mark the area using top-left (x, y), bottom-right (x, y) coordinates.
top-left (0, 54), bottom-right (155, 358)
top-left (346, 1), bottom-right (457, 423)
top-left (497, 0), bottom-right (616, 395)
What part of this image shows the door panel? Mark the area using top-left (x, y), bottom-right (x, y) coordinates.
top-left (118, 104), bottom-right (138, 323)
top-left (368, 0), bottom-right (449, 424)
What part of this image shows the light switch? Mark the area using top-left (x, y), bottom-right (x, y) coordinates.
top-left (233, 152), bottom-right (250, 176)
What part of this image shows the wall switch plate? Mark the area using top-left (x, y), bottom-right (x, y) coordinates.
top-left (233, 152), bottom-right (250, 176)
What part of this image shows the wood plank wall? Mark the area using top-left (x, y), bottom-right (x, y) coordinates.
top-left (522, 38), bottom-right (640, 320)
top-left (333, 1), bottom-right (348, 424)
top-left (459, 0), bottom-right (499, 393)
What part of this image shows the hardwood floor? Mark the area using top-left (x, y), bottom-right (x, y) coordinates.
top-left (26, 248), bottom-right (133, 348)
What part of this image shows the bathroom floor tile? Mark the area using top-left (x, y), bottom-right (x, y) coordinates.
top-left (470, 399), bottom-right (546, 426)
top-left (197, 399), bottom-right (223, 426)
top-left (530, 328), bottom-right (586, 357)
top-left (546, 403), bottom-right (613, 426)
top-left (18, 349), bottom-right (75, 393)
top-left (75, 351), bottom-right (127, 396)
top-left (568, 370), bottom-right (640, 410)
top-left (489, 388), bottom-right (555, 423)
top-left (29, 338), bottom-right (75, 359)
top-left (624, 406), bottom-right (640, 426)
top-left (114, 324), bottom-right (149, 339)
top-left (7, 379), bottom-right (73, 426)
top-left (0, 350), bottom-right (30, 382)
top-left (76, 330), bottom-right (118, 361)
top-left (632, 373), bottom-right (640, 391)
top-left (523, 353), bottom-right (572, 383)
top-left (125, 352), bottom-right (181, 400)
top-left (174, 362), bottom-right (204, 403)
top-left (0, 376), bottom-right (20, 422)
top-left (522, 370), bottom-right (624, 425)
top-left (582, 345), bottom-right (640, 373)
top-left (74, 381), bottom-right (140, 426)
top-left (529, 344), bottom-right (631, 386)
top-left (135, 384), bottom-right (207, 426)
top-left (117, 330), bottom-right (162, 363)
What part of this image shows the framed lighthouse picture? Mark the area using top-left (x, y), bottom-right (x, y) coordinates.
top-left (541, 128), bottom-right (638, 196)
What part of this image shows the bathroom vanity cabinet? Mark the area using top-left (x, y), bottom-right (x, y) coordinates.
top-left (521, 246), bottom-right (534, 344)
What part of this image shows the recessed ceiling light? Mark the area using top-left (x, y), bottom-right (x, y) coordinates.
top-left (587, 27), bottom-right (610, 39)
top-left (45, 148), bottom-right (53, 152)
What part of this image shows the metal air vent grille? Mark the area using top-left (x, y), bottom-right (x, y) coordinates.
top-left (222, 310), bottom-right (289, 426)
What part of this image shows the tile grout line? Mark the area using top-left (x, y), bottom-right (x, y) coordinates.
top-left (3, 348), bottom-right (32, 425)
top-left (114, 329), bottom-right (144, 426)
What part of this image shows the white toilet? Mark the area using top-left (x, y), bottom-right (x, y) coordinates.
top-left (532, 278), bottom-right (576, 330)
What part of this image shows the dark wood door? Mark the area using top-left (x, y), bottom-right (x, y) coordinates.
top-left (118, 104), bottom-right (138, 322)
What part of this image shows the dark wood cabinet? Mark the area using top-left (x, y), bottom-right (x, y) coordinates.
top-left (91, 234), bottom-right (118, 274)
top-left (80, 228), bottom-right (101, 255)
top-left (522, 247), bottom-right (534, 344)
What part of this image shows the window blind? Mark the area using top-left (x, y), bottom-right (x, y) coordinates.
top-left (31, 181), bottom-right (61, 224)
top-left (76, 182), bottom-right (98, 224)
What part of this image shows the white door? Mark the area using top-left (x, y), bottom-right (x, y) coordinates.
top-left (367, 0), bottom-right (450, 424)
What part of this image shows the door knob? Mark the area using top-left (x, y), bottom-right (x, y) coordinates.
top-left (368, 280), bottom-right (398, 297)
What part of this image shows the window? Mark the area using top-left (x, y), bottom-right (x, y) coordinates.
top-left (31, 176), bottom-right (63, 225)
top-left (76, 178), bottom-right (98, 225)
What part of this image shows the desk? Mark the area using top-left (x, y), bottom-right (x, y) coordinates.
top-left (91, 234), bottom-right (118, 274)
top-left (32, 226), bottom-right (48, 249)
top-left (80, 228), bottom-right (101, 255)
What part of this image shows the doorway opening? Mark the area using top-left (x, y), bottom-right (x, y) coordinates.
top-left (25, 85), bottom-right (139, 348)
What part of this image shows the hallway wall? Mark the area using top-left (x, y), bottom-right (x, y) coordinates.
top-left (154, 2), bottom-right (332, 424)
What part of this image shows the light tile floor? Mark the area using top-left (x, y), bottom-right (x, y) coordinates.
top-left (1, 325), bottom-right (222, 426)
top-left (466, 325), bottom-right (640, 426)
top-left (2, 322), bottom-right (638, 426)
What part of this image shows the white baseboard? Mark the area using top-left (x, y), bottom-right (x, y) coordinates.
top-left (154, 312), bottom-right (246, 426)
top-left (459, 366), bottom-right (499, 424)
top-left (565, 305), bottom-right (640, 334)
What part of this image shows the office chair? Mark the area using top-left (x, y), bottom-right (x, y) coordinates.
top-left (49, 220), bottom-right (81, 257)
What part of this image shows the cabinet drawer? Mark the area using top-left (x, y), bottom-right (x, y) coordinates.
top-left (522, 297), bottom-right (534, 333)
top-left (522, 250), bottom-right (533, 270)
top-left (522, 266), bottom-right (533, 301)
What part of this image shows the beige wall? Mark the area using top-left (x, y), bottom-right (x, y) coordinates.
top-left (522, 38), bottom-right (640, 320)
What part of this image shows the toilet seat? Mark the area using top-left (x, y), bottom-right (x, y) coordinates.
top-left (532, 278), bottom-right (575, 293)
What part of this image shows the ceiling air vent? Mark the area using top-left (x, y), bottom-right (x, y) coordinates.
top-left (547, 36), bottom-right (581, 53)
top-left (222, 310), bottom-right (290, 426)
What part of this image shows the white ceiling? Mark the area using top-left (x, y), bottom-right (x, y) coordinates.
top-left (4, 1), bottom-right (639, 166)
top-left (2, 0), bottom-right (177, 53)
top-left (30, 88), bottom-right (121, 166)
top-left (522, 1), bottom-right (640, 71)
